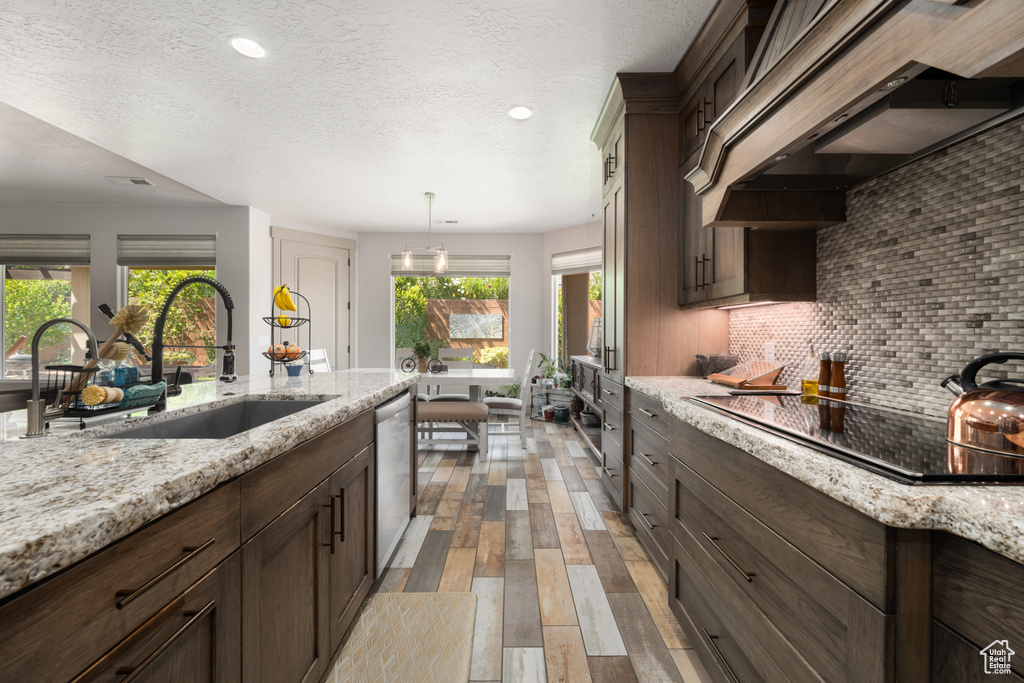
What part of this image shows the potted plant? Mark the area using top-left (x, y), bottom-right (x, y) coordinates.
top-left (412, 340), bottom-right (432, 372)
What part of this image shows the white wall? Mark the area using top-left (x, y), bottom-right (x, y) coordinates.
top-left (0, 204), bottom-right (263, 374)
top-left (355, 231), bottom-right (545, 375)
top-left (541, 221), bottom-right (603, 357)
top-left (247, 209), bottom-right (274, 374)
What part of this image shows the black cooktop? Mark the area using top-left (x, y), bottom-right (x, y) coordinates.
top-left (689, 395), bottom-right (1024, 485)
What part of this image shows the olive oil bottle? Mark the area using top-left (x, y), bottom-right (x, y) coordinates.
top-left (800, 347), bottom-right (819, 400)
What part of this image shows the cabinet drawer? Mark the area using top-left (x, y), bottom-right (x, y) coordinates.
top-left (629, 390), bottom-right (670, 439)
top-left (671, 535), bottom-right (816, 683)
top-left (241, 409), bottom-right (374, 539)
top-left (630, 419), bottom-right (670, 509)
top-left (933, 533), bottom-right (1024, 677)
top-left (672, 418), bottom-right (891, 609)
top-left (601, 448), bottom-right (624, 510)
top-left (0, 480), bottom-right (240, 683)
top-left (599, 377), bottom-right (624, 410)
top-left (74, 552), bottom-right (241, 683)
top-left (627, 471), bottom-right (669, 578)
top-left (602, 402), bottom-right (624, 450)
top-left (674, 457), bottom-right (889, 683)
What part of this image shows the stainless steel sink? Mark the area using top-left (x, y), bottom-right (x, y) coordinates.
top-left (107, 400), bottom-right (325, 439)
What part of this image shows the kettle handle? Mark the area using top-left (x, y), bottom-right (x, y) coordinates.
top-left (960, 353), bottom-right (1024, 392)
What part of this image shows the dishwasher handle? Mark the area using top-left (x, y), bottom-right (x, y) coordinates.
top-left (376, 391), bottom-right (412, 423)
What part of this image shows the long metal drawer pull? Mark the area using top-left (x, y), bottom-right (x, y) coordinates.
top-left (602, 388), bottom-right (614, 396)
top-left (638, 510), bottom-right (656, 530)
top-left (115, 539), bottom-right (215, 609)
top-left (603, 466), bottom-right (616, 479)
top-left (702, 533), bottom-right (755, 583)
top-left (323, 494), bottom-right (339, 554)
top-left (638, 408), bottom-right (655, 418)
top-left (115, 600), bottom-right (216, 681)
top-left (637, 452), bottom-right (657, 467)
top-left (603, 422), bottom-right (616, 431)
top-left (701, 629), bottom-right (741, 683)
top-left (338, 487), bottom-right (346, 544)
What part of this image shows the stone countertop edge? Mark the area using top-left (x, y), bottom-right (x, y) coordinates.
top-left (0, 370), bottom-right (418, 602)
top-left (626, 376), bottom-right (1024, 567)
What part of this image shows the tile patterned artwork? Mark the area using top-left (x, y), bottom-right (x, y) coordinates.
top-left (729, 116), bottom-right (1024, 419)
top-left (449, 313), bottom-right (504, 339)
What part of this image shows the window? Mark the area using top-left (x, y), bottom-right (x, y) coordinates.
top-left (126, 268), bottom-right (218, 379)
top-left (393, 276), bottom-right (510, 369)
top-left (2, 265), bottom-right (91, 378)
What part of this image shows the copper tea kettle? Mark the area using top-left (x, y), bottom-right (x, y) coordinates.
top-left (943, 353), bottom-right (1024, 457)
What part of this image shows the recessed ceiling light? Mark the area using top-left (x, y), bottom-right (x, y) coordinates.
top-left (508, 106), bottom-right (532, 120)
top-left (230, 36), bottom-right (266, 59)
top-left (878, 77), bottom-right (907, 92)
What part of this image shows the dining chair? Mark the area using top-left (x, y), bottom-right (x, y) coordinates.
top-left (483, 349), bottom-right (538, 446)
top-left (308, 348), bottom-right (331, 373)
top-left (431, 347), bottom-right (473, 401)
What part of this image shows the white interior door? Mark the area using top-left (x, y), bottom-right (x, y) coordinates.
top-left (278, 238), bottom-right (351, 370)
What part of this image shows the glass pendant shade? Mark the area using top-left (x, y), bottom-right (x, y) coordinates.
top-left (434, 246), bottom-right (448, 274)
top-left (402, 246), bottom-right (413, 270)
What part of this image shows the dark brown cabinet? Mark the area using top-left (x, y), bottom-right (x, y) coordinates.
top-left (242, 479), bottom-right (331, 683)
top-left (0, 404), bottom-right (385, 683)
top-left (327, 445), bottom-right (376, 654)
top-left (77, 553), bottom-right (242, 683)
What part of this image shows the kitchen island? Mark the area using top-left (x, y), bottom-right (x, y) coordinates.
top-left (0, 369), bottom-right (417, 683)
top-left (627, 376), bottom-right (1024, 683)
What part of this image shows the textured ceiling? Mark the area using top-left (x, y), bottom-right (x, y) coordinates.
top-left (0, 0), bottom-right (713, 233)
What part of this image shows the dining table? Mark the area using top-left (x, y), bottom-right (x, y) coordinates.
top-left (416, 367), bottom-right (515, 400)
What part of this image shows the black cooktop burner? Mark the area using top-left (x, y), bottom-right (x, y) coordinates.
top-left (689, 395), bottom-right (1024, 484)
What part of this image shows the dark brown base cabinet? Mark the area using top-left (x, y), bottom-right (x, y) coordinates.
top-left (0, 405), bottom-right (383, 683)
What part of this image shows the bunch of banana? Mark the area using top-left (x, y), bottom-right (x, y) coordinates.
top-left (273, 284), bottom-right (297, 312)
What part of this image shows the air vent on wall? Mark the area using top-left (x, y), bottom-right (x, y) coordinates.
top-left (106, 176), bottom-right (155, 186)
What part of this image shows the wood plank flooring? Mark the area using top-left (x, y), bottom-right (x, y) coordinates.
top-left (376, 421), bottom-right (710, 682)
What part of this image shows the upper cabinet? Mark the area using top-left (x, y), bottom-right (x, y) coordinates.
top-left (686, 0), bottom-right (1024, 231)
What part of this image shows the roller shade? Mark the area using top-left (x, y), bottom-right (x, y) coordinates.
top-left (0, 234), bottom-right (90, 266)
top-left (390, 254), bottom-right (511, 277)
top-left (117, 235), bottom-right (217, 267)
top-left (551, 247), bottom-right (601, 275)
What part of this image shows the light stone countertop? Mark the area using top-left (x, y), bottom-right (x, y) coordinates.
top-left (626, 376), bottom-right (1024, 566)
top-left (0, 369), bottom-right (418, 600)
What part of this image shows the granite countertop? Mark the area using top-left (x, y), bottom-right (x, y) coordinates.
top-left (0, 369), bottom-right (417, 600)
top-left (626, 376), bottom-right (1024, 566)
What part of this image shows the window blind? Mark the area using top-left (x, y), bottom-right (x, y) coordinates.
top-left (389, 254), bottom-right (511, 277)
top-left (117, 235), bottom-right (217, 267)
top-left (0, 234), bottom-right (90, 266)
top-left (551, 246), bottom-right (601, 275)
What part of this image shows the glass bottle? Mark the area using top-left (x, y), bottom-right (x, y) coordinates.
top-left (799, 348), bottom-right (819, 397)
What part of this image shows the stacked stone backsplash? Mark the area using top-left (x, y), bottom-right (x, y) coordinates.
top-left (729, 116), bottom-right (1024, 419)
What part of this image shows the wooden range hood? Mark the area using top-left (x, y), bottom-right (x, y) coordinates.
top-left (686, 0), bottom-right (1024, 230)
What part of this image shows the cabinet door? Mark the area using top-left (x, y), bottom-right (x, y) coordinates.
top-left (679, 163), bottom-right (706, 305)
top-left (704, 227), bottom-right (747, 301)
top-left (75, 553), bottom-right (241, 683)
top-left (680, 85), bottom-right (709, 161)
top-left (327, 445), bottom-right (375, 654)
top-left (602, 174), bottom-right (625, 383)
top-left (242, 480), bottom-right (330, 683)
top-left (601, 121), bottom-right (624, 197)
top-left (708, 35), bottom-right (745, 123)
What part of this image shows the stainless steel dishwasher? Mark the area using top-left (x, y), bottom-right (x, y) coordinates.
top-left (374, 391), bottom-right (412, 576)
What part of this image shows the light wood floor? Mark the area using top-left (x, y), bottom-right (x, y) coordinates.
top-left (375, 420), bottom-right (711, 683)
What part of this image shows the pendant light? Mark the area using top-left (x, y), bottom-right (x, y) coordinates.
top-left (398, 192), bottom-right (450, 274)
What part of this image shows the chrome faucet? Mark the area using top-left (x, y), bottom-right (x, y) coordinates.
top-left (25, 318), bottom-right (99, 438)
top-left (150, 276), bottom-right (236, 411)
